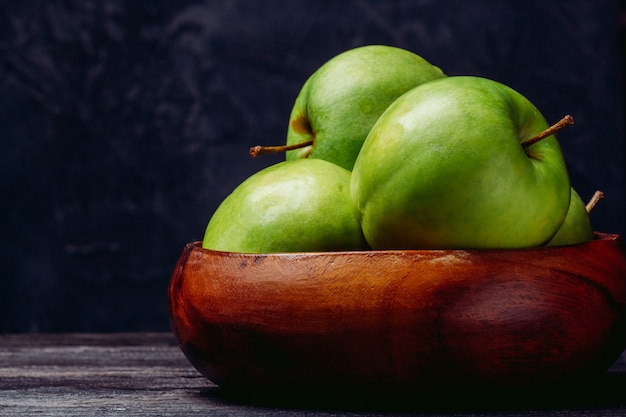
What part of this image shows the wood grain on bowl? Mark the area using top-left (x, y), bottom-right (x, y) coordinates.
top-left (168, 233), bottom-right (626, 392)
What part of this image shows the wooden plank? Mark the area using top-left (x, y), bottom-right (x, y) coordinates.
top-left (0, 332), bottom-right (178, 348)
top-left (0, 333), bottom-right (625, 416)
top-left (0, 333), bottom-right (215, 416)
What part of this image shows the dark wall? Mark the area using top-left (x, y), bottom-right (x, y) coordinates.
top-left (1, 0), bottom-right (624, 333)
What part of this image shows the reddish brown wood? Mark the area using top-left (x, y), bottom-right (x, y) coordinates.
top-left (168, 233), bottom-right (626, 392)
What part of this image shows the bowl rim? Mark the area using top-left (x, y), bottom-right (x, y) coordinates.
top-left (191, 231), bottom-right (621, 257)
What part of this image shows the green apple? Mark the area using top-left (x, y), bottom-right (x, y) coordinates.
top-left (202, 159), bottom-right (367, 253)
top-left (285, 45), bottom-right (445, 171)
top-left (350, 76), bottom-right (571, 250)
top-left (547, 188), bottom-right (594, 246)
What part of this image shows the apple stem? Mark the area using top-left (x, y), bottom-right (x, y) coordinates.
top-left (250, 140), bottom-right (314, 158)
top-left (521, 115), bottom-right (574, 149)
top-left (585, 190), bottom-right (605, 213)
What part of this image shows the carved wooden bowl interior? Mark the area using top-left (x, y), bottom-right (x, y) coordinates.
top-left (168, 233), bottom-right (626, 393)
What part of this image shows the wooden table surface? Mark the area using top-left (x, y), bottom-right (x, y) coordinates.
top-left (1, 332), bottom-right (625, 416)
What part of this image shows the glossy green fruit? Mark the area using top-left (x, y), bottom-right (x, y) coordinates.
top-left (547, 188), bottom-right (594, 246)
top-left (286, 45), bottom-right (445, 171)
top-left (350, 76), bottom-right (571, 250)
top-left (202, 159), bottom-right (367, 253)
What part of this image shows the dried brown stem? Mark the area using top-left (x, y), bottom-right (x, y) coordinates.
top-left (250, 140), bottom-right (314, 158)
top-left (522, 115), bottom-right (574, 148)
top-left (585, 190), bottom-right (605, 213)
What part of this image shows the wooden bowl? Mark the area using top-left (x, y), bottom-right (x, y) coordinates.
top-left (168, 233), bottom-right (626, 393)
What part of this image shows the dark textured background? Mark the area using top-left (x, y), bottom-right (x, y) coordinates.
top-left (1, 0), bottom-right (625, 333)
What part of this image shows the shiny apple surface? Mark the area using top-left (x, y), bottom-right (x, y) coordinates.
top-left (168, 233), bottom-right (626, 393)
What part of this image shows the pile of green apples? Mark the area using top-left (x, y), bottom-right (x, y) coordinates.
top-left (202, 45), bottom-right (598, 253)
